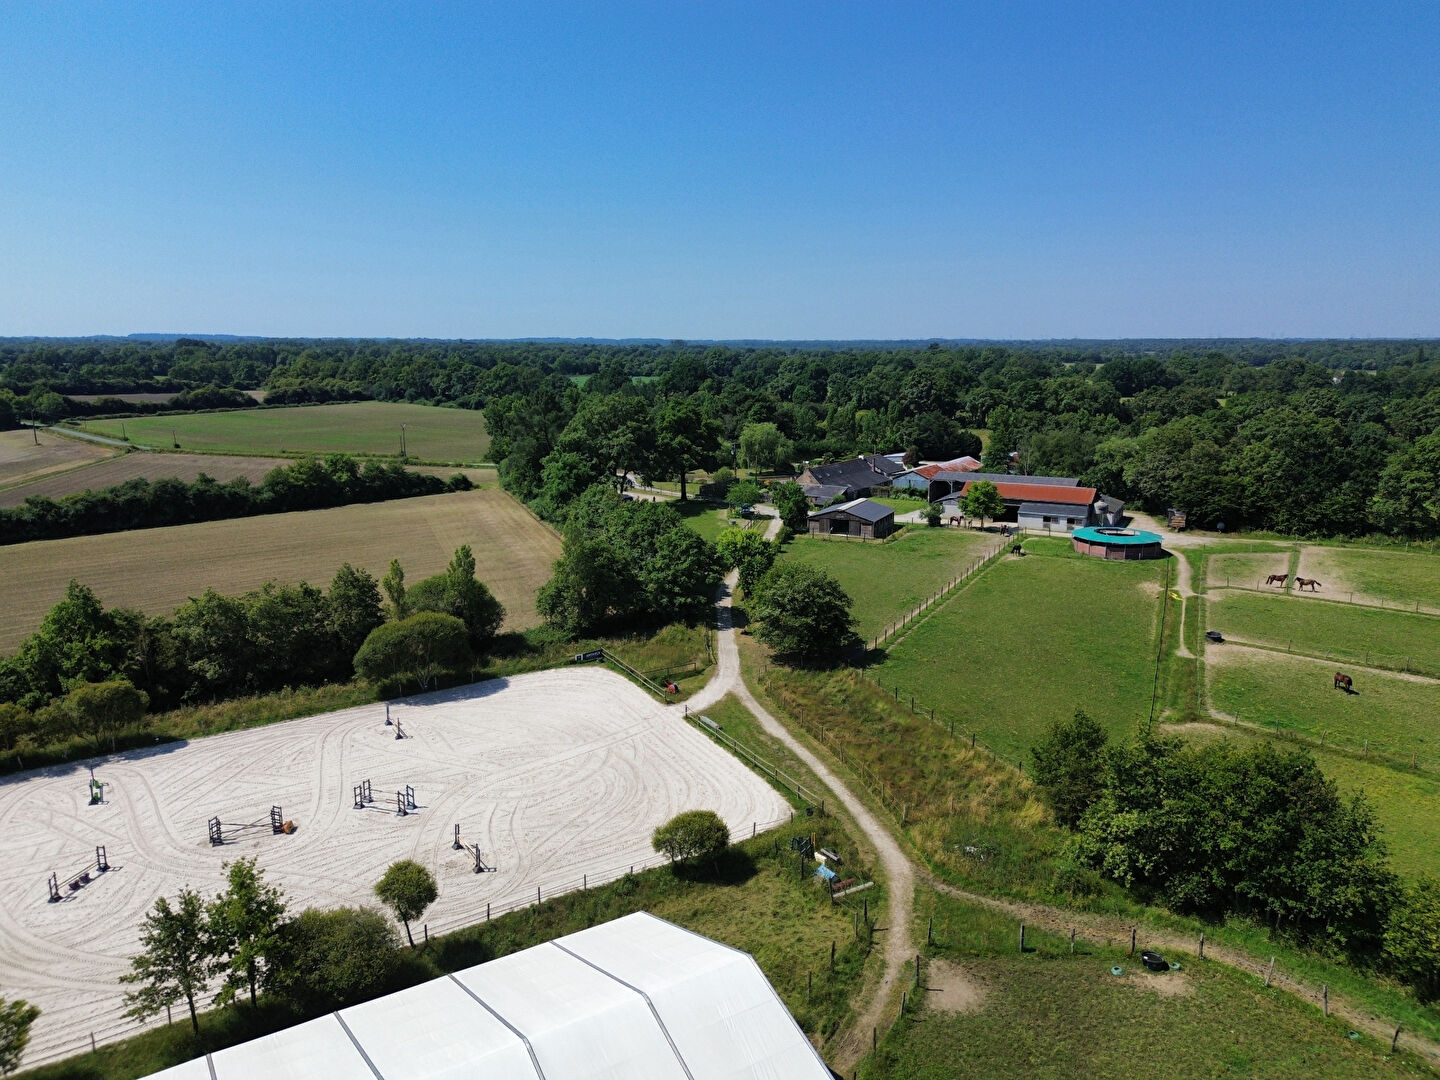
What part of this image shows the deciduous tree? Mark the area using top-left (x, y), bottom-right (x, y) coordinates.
top-left (209, 857), bottom-right (288, 1008)
top-left (374, 860), bottom-right (438, 947)
top-left (962, 480), bottom-right (1005, 527)
top-left (121, 888), bottom-right (217, 1035)
top-left (749, 563), bottom-right (858, 661)
top-left (353, 612), bottom-right (473, 691)
top-left (0, 995), bottom-right (40, 1075)
top-left (652, 809), bottom-right (730, 873)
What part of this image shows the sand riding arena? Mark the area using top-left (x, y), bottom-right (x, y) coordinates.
top-left (0, 668), bottom-right (791, 1066)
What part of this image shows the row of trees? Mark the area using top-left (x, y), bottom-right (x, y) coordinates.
top-left (8, 338), bottom-right (1438, 536)
top-left (1031, 713), bottom-right (1440, 1000)
top-left (0, 455), bottom-right (468, 545)
top-left (0, 548), bottom-right (503, 762)
top-left (122, 857), bottom-right (439, 1038)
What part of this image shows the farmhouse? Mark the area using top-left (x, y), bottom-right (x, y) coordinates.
top-left (144, 912), bottom-right (831, 1080)
top-left (939, 472), bottom-right (1126, 532)
top-left (797, 453), bottom-right (906, 503)
top-left (808, 497), bottom-right (897, 539)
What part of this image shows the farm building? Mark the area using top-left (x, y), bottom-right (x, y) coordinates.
top-left (938, 473), bottom-right (1125, 532)
top-left (797, 453), bottom-right (906, 502)
top-left (1072, 525), bottom-right (1165, 560)
top-left (808, 497), bottom-right (897, 539)
top-left (144, 912), bottom-right (830, 1080)
top-left (890, 456), bottom-right (982, 497)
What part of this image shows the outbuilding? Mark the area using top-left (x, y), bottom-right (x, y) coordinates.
top-left (807, 498), bottom-right (897, 539)
top-left (1071, 525), bottom-right (1165, 560)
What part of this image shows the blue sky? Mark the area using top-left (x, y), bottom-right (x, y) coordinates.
top-left (1, 3), bottom-right (1436, 339)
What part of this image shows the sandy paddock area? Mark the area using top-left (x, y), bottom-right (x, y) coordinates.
top-left (0, 668), bottom-right (790, 1065)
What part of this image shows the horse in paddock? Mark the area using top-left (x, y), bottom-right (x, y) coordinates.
top-left (1011, 543), bottom-right (1024, 556)
top-left (1334, 671), bottom-right (1354, 693)
top-left (1265, 574), bottom-right (1288, 587)
top-left (948, 515), bottom-right (968, 529)
top-left (1295, 577), bottom-right (1322, 591)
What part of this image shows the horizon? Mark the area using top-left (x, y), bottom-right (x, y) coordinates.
top-left (2, 3), bottom-right (1437, 338)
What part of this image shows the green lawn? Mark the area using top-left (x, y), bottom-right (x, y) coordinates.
top-left (1206, 591), bottom-right (1440, 677)
top-left (673, 498), bottom-right (740, 543)
top-left (1300, 545), bottom-right (1440, 610)
top-left (875, 542), bottom-right (1164, 757)
top-left (781, 526), bottom-right (994, 641)
top-left (78, 402), bottom-right (490, 463)
top-left (1204, 646), bottom-right (1440, 761)
top-left (864, 892), bottom-right (1419, 1080)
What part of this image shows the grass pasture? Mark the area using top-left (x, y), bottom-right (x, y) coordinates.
top-left (78, 401), bottom-right (489, 463)
top-left (673, 498), bottom-right (735, 543)
top-left (0, 429), bottom-right (118, 489)
top-left (864, 892), bottom-right (1418, 1080)
top-left (782, 526), bottom-right (995, 641)
top-left (0, 487), bottom-right (558, 651)
top-left (1297, 545), bottom-right (1440, 613)
top-left (874, 542), bottom-right (1164, 757)
top-left (1205, 547), bottom-right (1294, 591)
top-left (1206, 590), bottom-right (1440, 677)
top-left (1203, 645), bottom-right (1440, 761)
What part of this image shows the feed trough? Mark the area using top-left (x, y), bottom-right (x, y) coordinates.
top-left (1140, 949), bottom-right (1169, 973)
top-left (1205, 630), bottom-right (1224, 643)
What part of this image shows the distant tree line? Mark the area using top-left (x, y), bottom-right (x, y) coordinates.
top-left (1031, 711), bottom-right (1440, 1002)
top-left (0, 454), bottom-right (471, 545)
top-left (0, 547), bottom-right (503, 766)
top-left (3, 337), bottom-right (1438, 536)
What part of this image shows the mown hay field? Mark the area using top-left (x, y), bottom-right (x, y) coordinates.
top-left (78, 401), bottom-right (489, 462)
top-left (874, 541), bottom-right (1164, 758)
top-left (0, 487), bottom-right (556, 652)
top-left (782, 526), bottom-right (995, 641)
top-left (0, 429), bottom-right (118, 489)
top-left (1297, 545), bottom-right (1440, 612)
top-left (1205, 590), bottom-right (1440, 677)
top-left (0, 453), bottom-right (495, 506)
top-left (1203, 645), bottom-right (1440, 760)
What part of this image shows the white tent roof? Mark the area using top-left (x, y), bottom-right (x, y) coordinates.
top-left (140, 912), bottom-right (830, 1080)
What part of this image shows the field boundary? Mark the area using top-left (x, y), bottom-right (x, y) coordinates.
top-left (868, 533), bottom-right (1011, 652)
top-left (1208, 580), bottom-right (1440, 618)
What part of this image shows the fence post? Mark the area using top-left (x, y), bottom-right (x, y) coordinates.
top-left (1129, 928), bottom-right (1136, 957)
top-left (928, 917), bottom-right (933, 945)
top-left (1198, 931), bottom-right (1204, 959)
top-left (1393, 1025), bottom-right (1402, 1053)
top-left (1265, 956), bottom-right (1275, 987)
top-left (1322, 984), bottom-right (1328, 1016)
top-left (1019, 923), bottom-right (1026, 952)
top-left (830, 940), bottom-right (835, 971)
top-left (1069, 927), bottom-right (1075, 954)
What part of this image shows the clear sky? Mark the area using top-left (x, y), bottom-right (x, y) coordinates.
top-left (1, 2), bottom-right (1436, 339)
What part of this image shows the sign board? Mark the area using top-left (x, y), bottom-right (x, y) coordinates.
top-left (573, 649), bottom-right (605, 663)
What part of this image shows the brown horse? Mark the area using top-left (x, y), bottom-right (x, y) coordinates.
top-left (1265, 574), bottom-right (1288, 587)
top-left (1334, 671), bottom-right (1353, 692)
top-left (948, 515), bottom-right (966, 529)
top-left (1296, 577), bottom-right (1322, 591)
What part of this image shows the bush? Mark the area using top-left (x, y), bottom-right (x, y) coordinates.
top-left (749, 562), bottom-right (858, 662)
top-left (353, 612), bottom-right (473, 692)
top-left (652, 809), bottom-right (730, 871)
top-left (1383, 875), bottom-right (1440, 1001)
top-left (1029, 709), bottom-right (1108, 828)
top-left (274, 907), bottom-right (399, 1011)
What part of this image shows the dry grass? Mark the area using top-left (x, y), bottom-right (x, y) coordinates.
top-left (0, 487), bottom-right (558, 651)
top-left (0, 455), bottom-right (495, 506)
top-left (0, 429), bottom-right (118, 489)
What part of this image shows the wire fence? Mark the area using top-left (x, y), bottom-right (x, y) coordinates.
top-left (868, 535), bottom-right (1013, 652)
top-left (1214, 633), bottom-right (1439, 680)
top-left (1213, 576), bottom-right (1440, 619)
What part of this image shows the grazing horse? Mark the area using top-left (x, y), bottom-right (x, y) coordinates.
top-left (1265, 573), bottom-right (1288, 587)
top-left (1296, 577), bottom-right (1322, 591)
top-left (948, 515), bottom-right (966, 529)
top-left (1334, 671), bottom-right (1353, 692)
top-left (1011, 543), bottom-right (1024, 556)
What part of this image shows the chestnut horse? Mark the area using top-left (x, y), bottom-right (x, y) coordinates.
top-left (1333, 671), bottom-right (1353, 692)
top-left (1265, 574), bottom-right (1288, 587)
top-left (1295, 577), bottom-right (1322, 591)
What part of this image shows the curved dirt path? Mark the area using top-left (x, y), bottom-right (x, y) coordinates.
top-left (684, 514), bottom-right (916, 1072)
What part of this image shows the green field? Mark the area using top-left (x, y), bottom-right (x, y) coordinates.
top-left (78, 402), bottom-right (490, 463)
top-left (864, 893), bottom-right (1417, 1080)
top-left (1299, 545), bottom-right (1440, 610)
top-left (874, 542), bottom-right (1164, 757)
top-left (1205, 547), bottom-right (1293, 590)
top-left (782, 526), bottom-right (995, 641)
top-left (1204, 647), bottom-right (1440, 760)
top-left (1206, 591), bottom-right (1440, 677)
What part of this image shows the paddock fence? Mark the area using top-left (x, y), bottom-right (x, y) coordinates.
top-left (868, 534), bottom-right (1014, 653)
top-left (1210, 577), bottom-right (1440, 619)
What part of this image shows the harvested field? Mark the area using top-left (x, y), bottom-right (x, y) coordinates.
top-left (0, 667), bottom-right (792, 1066)
top-left (0, 429), bottom-right (118, 489)
top-left (78, 401), bottom-right (489, 462)
top-left (1295, 545), bottom-right (1440, 614)
top-left (0, 487), bottom-right (555, 651)
top-left (0, 454), bottom-right (494, 507)
top-left (0, 452), bottom-right (279, 506)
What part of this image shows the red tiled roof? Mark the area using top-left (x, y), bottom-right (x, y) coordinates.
top-left (959, 481), bottom-right (1098, 505)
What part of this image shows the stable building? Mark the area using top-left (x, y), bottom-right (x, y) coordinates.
top-left (807, 497), bottom-right (897, 539)
top-left (796, 453), bottom-right (907, 501)
top-left (939, 474), bottom-right (1126, 533)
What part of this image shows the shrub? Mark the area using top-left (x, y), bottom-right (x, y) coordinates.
top-left (652, 809), bottom-right (730, 872)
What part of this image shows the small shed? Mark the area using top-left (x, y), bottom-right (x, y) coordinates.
top-left (808, 498), bottom-right (896, 539)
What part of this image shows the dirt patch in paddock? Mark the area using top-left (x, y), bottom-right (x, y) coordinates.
top-left (1121, 968), bottom-right (1195, 997)
top-left (925, 959), bottom-right (986, 1014)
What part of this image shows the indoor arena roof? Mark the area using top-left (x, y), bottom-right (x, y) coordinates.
top-left (143, 911), bottom-right (831, 1080)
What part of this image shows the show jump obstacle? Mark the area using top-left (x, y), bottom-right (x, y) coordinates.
top-left (47, 846), bottom-right (110, 902)
top-left (352, 779), bottom-right (417, 816)
top-left (208, 806), bottom-right (293, 845)
top-left (453, 823), bottom-right (498, 874)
